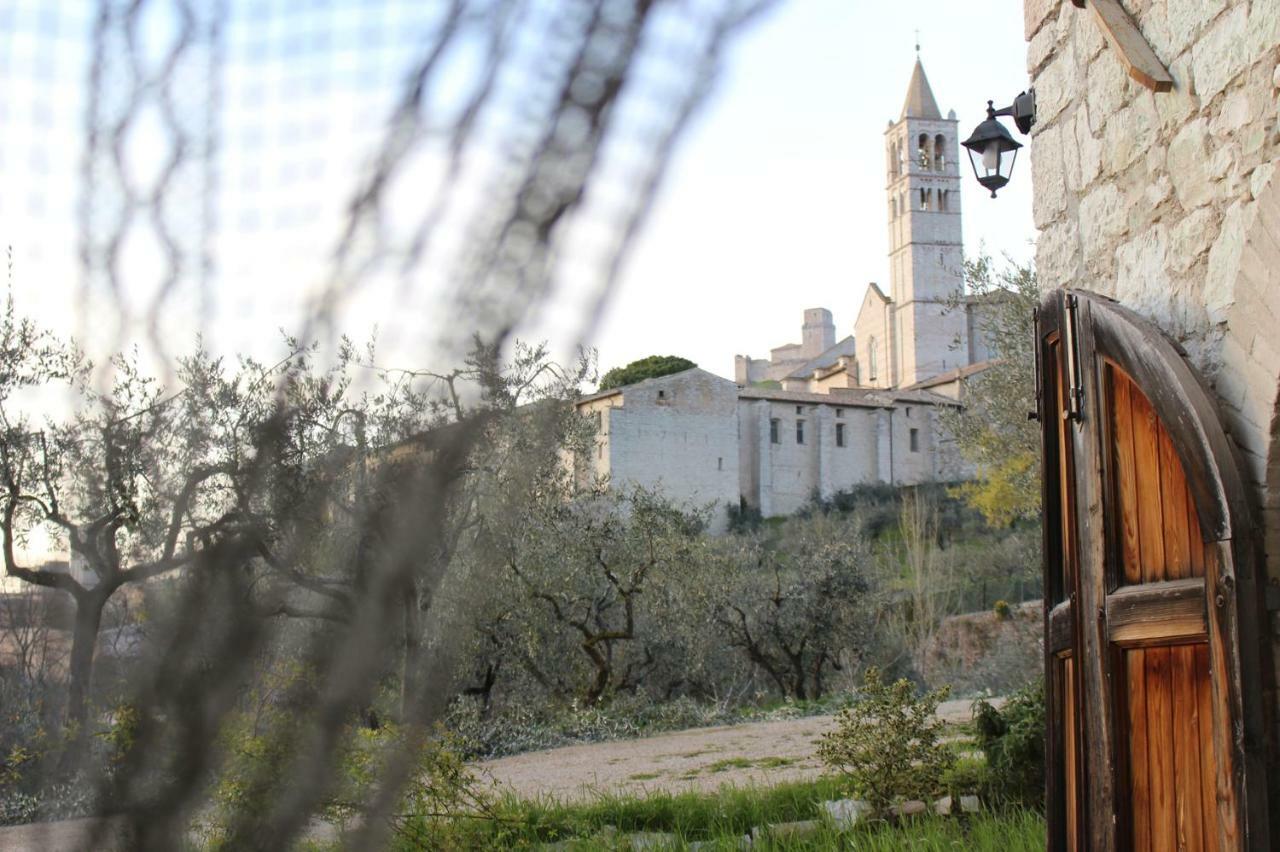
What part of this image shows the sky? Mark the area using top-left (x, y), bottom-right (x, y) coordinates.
top-left (0, 0), bottom-right (1037, 385)
top-left (582, 0), bottom-right (1038, 380)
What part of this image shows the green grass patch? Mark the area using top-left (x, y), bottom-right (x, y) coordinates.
top-left (399, 777), bottom-right (1045, 850)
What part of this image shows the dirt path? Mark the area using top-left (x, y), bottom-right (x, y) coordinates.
top-left (475, 696), bottom-right (989, 803)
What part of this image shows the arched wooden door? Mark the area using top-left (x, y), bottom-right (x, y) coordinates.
top-left (1036, 290), bottom-right (1272, 851)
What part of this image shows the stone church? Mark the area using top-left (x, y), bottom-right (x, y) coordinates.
top-left (577, 59), bottom-right (997, 527)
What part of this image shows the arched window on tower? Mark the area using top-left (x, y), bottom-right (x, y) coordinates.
top-left (917, 133), bottom-right (929, 169)
top-left (897, 141), bottom-right (906, 175)
top-left (868, 336), bottom-right (878, 381)
top-left (934, 134), bottom-right (946, 170)
top-left (920, 188), bottom-right (931, 211)
top-left (890, 196), bottom-right (897, 218)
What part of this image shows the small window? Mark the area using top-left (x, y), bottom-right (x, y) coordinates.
top-left (796, 420), bottom-right (805, 444)
top-left (770, 418), bottom-right (780, 444)
top-left (909, 428), bottom-right (919, 452)
top-left (905, 407), bottom-right (912, 418)
top-left (717, 457), bottom-right (723, 471)
top-left (657, 389), bottom-right (666, 400)
top-left (836, 423), bottom-right (845, 447)
top-left (835, 408), bottom-right (844, 418)
top-left (597, 443), bottom-right (603, 458)
top-left (920, 188), bottom-right (930, 211)
top-left (795, 405), bottom-right (803, 415)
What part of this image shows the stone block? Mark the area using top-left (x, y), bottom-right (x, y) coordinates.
top-left (1246, 2), bottom-right (1280, 65)
top-left (1116, 225), bottom-right (1173, 324)
top-left (1166, 0), bottom-right (1227, 49)
top-left (1104, 94), bottom-right (1159, 174)
top-left (627, 831), bottom-right (679, 850)
top-left (1074, 106), bottom-right (1103, 188)
top-left (1155, 56), bottom-right (1200, 131)
top-left (1032, 122), bottom-right (1067, 228)
top-left (1191, 6), bottom-right (1251, 103)
top-left (1027, 20), bottom-right (1060, 74)
top-left (752, 820), bottom-right (821, 841)
top-left (1206, 199), bottom-right (1257, 323)
top-left (1025, 0), bottom-right (1063, 41)
top-left (894, 800), bottom-right (928, 818)
top-left (960, 795), bottom-right (981, 814)
top-left (1079, 182), bottom-right (1127, 247)
top-left (820, 798), bottom-right (873, 829)
top-left (1168, 119), bottom-right (1216, 210)
top-left (934, 795), bottom-right (954, 816)
top-left (1087, 50), bottom-right (1134, 123)
top-left (1037, 52), bottom-right (1079, 127)
top-left (1169, 207), bottom-right (1220, 273)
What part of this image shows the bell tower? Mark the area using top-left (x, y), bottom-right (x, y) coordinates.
top-left (884, 56), bottom-right (967, 387)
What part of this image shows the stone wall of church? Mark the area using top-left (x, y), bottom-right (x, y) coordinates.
top-left (1025, 0), bottom-right (1279, 563)
top-left (597, 370), bottom-right (741, 531)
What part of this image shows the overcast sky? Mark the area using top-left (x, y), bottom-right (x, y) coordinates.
top-left (0, 0), bottom-right (1036, 386)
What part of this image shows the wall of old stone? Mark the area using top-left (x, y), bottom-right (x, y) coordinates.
top-left (598, 369), bottom-right (741, 532)
top-left (1026, 0), bottom-right (1279, 571)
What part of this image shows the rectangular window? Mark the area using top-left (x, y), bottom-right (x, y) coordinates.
top-left (909, 428), bottom-right (919, 452)
top-left (770, 418), bottom-right (780, 444)
top-left (717, 457), bottom-right (723, 471)
top-left (905, 407), bottom-right (912, 418)
top-left (796, 420), bottom-right (805, 444)
top-left (835, 408), bottom-right (844, 418)
top-left (836, 423), bottom-right (845, 447)
top-left (795, 405), bottom-right (803, 415)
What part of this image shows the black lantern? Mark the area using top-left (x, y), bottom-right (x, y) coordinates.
top-left (961, 90), bottom-right (1036, 198)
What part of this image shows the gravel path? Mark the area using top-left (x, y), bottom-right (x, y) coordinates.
top-left (475, 696), bottom-right (989, 803)
top-left (0, 698), bottom-right (994, 848)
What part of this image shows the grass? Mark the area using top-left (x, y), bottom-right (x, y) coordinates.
top-left (392, 777), bottom-right (1046, 850)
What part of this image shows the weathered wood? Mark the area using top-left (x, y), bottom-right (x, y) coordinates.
top-left (1148, 646), bottom-right (1177, 849)
top-left (1109, 366), bottom-right (1143, 585)
top-left (1087, 0), bottom-right (1174, 92)
top-left (1106, 578), bottom-right (1207, 646)
top-left (1159, 418), bottom-right (1193, 580)
top-left (1039, 290), bottom-right (1274, 850)
top-left (1127, 648), bottom-right (1151, 850)
top-left (1172, 643), bottom-right (1206, 852)
top-left (1076, 297), bottom-right (1117, 851)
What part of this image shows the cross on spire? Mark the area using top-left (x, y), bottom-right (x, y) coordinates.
top-left (915, 29), bottom-right (920, 54)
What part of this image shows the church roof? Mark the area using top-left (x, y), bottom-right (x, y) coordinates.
top-left (900, 58), bottom-right (942, 120)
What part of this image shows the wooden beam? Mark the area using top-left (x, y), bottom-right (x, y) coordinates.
top-left (1086, 0), bottom-right (1174, 92)
top-left (1049, 599), bottom-right (1075, 655)
top-left (1106, 577), bottom-right (1207, 646)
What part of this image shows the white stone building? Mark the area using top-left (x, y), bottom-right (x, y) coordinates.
top-left (578, 59), bottom-right (995, 527)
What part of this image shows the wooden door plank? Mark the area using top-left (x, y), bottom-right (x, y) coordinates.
top-left (1147, 646), bottom-right (1177, 850)
top-left (1158, 421), bottom-right (1193, 580)
top-left (1110, 368), bottom-right (1143, 585)
top-left (1196, 645), bottom-right (1219, 852)
top-left (1129, 383), bottom-right (1166, 581)
top-left (1063, 656), bottom-right (1079, 852)
top-left (1087, 0), bottom-right (1175, 92)
top-left (1172, 643), bottom-right (1206, 851)
top-left (1204, 546), bottom-right (1239, 849)
top-left (1106, 577), bottom-right (1207, 646)
top-left (1127, 648), bottom-right (1151, 850)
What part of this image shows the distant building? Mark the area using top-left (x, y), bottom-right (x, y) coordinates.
top-left (576, 58), bottom-right (995, 528)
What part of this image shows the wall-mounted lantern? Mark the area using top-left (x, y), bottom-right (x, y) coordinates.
top-left (960, 89), bottom-right (1036, 198)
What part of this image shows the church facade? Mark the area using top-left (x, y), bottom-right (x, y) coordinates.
top-left (577, 59), bottom-right (996, 528)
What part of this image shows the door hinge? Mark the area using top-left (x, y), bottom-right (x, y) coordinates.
top-left (1062, 293), bottom-right (1084, 423)
top-left (1029, 307), bottom-right (1042, 422)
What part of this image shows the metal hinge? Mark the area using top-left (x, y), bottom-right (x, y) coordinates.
top-left (1029, 307), bottom-right (1042, 422)
top-left (1062, 293), bottom-right (1084, 423)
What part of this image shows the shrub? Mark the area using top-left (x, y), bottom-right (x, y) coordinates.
top-left (817, 667), bottom-right (954, 815)
top-left (972, 677), bottom-right (1045, 808)
top-left (993, 599), bottom-right (1012, 621)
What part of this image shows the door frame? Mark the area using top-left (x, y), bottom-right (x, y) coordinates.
top-left (1036, 288), bottom-right (1273, 850)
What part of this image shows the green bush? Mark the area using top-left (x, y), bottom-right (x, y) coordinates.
top-left (972, 677), bottom-right (1045, 808)
top-left (817, 667), bottom-right (954, 815)
top-left (597, 355), bottom-right (696, 390)
top-left (993, 599), bottom-right (1012, 620)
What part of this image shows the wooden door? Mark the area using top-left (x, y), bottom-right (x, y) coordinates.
top-left (1036, 290), bottom-right (1272, 851)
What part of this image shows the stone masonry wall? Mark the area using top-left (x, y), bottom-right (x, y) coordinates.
top-left (1026, 0), bottom-right (1280, 570)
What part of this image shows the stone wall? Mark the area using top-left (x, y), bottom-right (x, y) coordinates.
top-left (597, 369), bottom-right (741, 532)
top-left (1026, 0), bottom-right (1280, 570)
